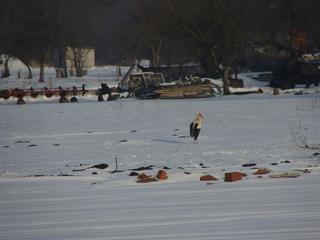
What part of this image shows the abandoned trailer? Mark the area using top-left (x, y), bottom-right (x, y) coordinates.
top-left (117, 63), bottom-right (218, 99)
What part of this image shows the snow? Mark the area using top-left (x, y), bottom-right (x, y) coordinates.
top-left (203, 72), bottom-right (272, 89)
top-left (0, 63), bottom-right (130, 90)
top-left (1, 175), bottom-right (319, 240)
top-left (238, 73), bottom-right (271, 88)
top-left (0, 67), bottom-right (320, 239)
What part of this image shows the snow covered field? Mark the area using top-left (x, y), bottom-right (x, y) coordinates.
top-left (0, 65), bottom-right (130, 91)
top-left (0, 91), bottom-right (320, 239)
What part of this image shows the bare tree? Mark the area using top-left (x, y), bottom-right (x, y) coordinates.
top-left (135, 1), bottom-right (168, 67)
top-left (62, 0), bottom-right (114, 76)
top-left (116, 0), bottom-right (181, 67)
top-left (14, 1), bottom-right (64, 82)
top-left (116, 0), bottom-right (256, 93)
top-left (66, 47), bottom-right (91, 77)
top-left (0, 0), bottom-right (14, 78)
top-left (166, 0), bottom-right (256, 94)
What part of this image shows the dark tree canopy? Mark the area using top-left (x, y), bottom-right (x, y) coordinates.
top-left (1, 0), bottom-right (320, 77)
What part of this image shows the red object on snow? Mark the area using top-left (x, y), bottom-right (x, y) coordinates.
top-left (156, 170), bottom-right (168, 180)
top-left (225, 172), bottom-right (243, 182)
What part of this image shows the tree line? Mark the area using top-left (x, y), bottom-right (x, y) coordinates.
top-left (128, 0), bottom-right (320, 94)
top-left (0, 0), bottom-right (115, 81)
top-left (1, 0), bottom-right (320, 92)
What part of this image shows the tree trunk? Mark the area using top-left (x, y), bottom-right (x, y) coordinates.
top-left (151, 40), bottom-right (162, 67)
top-left (2, 59), bottom-right (10, 78)
top-left (75, 59), bottom-right (83, 77)
top-left (39, 44), bottom-right (47, 82)
top-left (199, 50), bottom-right (220, 77)
top-left (222, 66), bottom-right (231, 95)
top-left (26, 64), bottom-right (33, 79)
top-left (69, 48), bottom-right (87, 77)
top-left (235, 65), bottom-right (239, 80)
top-left (151, 47), bottom-right (157, 67)
top-left (59, 51), bottom-right (68, 78)
top-left (63, 66), bottom-right (68, 78)
top-left (39, 61), bottom-right (45, 82)
top-left (117, 65), bottom-right (122, 76)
